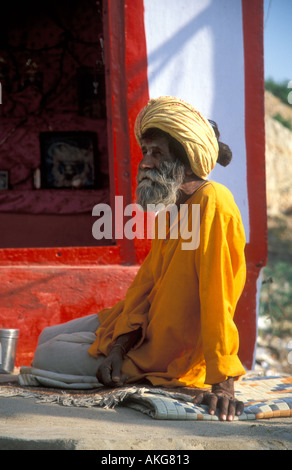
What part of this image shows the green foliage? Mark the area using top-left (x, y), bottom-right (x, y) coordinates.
top-left (261, 261), bottom-right (292, 309)
top-left (265, 78), bottom-right (290, 104)
top-left (260, 261), bottom-right (292, 336)
top-left (272, 113), bottom-right (292, 131)
top-left (259, 216), bottom-right (292, 337)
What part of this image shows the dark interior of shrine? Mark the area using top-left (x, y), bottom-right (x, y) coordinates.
top-left (0, 0), bottom-right (112, 248)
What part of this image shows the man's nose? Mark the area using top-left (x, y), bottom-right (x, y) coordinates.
top-left (139, 153), bottom-right (155, 170)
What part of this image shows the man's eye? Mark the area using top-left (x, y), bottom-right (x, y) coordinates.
top-left (141, 148), bottom-right (162, 157)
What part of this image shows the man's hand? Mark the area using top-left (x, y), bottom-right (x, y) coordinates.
top-left (192, 377), bottom-right (244, 421)
top-left (96, 344), bottom-right (127, 387)
top-left (96, 329), bottom-right (142, 387)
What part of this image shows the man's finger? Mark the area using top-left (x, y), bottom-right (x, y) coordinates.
top-left (111, 359), bottom-right (123, 385)
top-left (192, 393), bottom-right (204, 405)
top-left (217, 396), bottom-right (229, 420)
top-left (235, 400), bottom-right (245, 416)
top-left (227, 400), bottom-right (236, 421)
top-left (120, 373), bottom-right (128, 384)
top-left (206, 394), bottom-right (218, 416)
top-left (193, 392), bottom-right (218, 416)
top-left (97, 363), bottom-right (113, 386)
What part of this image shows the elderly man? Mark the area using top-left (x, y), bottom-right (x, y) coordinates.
top-left (20, 97), bottom-right (246, 421)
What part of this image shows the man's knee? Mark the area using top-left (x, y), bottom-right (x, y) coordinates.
top-left (37, 325), bottom-right (57, 346)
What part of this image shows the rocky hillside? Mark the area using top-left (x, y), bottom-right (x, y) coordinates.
top-left (264, 90), bottom-right (292, 263)
top-left (256, 91), bottom-right (292, 376)
top-left (265, 90), bottom-right (292, 217)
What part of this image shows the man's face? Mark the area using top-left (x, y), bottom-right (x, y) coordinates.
top-left (136, 136), bottom-right (185, 211)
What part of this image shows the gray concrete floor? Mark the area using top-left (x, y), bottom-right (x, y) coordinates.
top-left (1, 373), bottom-right (292, 450)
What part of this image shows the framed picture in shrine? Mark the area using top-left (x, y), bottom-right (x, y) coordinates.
top-left (0, 170), bottom-right (9, 190)
top-left (40, 131), bottom-right (100, 189)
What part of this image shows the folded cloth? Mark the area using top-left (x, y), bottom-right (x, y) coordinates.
top-left (19, 366), bottom-right (102, 390)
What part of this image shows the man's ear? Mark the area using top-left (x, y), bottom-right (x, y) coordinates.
top-left (183, 164), bottom-right (203, 181)
top-left (185, 162), bottom-right (194, 176)
top-left (184, 165), bottom-right (194, 176)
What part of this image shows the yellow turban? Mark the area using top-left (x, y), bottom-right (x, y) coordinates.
top-left (134, 96), bottom-right (219, 179)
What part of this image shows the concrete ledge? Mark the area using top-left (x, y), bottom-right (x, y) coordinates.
top-left (0, 437), bottom-right (78, 451)
top-left (1, 388), bottom-right (292, 451)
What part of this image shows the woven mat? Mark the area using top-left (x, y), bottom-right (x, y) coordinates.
top-left (1, 375), bottom-right (292, 421)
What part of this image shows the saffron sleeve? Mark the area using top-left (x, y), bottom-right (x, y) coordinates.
top-left (194, 187), bottom-right (247, 384)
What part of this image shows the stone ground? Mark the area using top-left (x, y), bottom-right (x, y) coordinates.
top-left (0, 373), bottom-right (292, 451)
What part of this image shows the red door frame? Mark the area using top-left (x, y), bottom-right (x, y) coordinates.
top-left (235, 0), bottom-right (267, 369)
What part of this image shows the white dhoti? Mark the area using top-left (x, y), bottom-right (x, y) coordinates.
top-left (19, 314), bottom-right (105, 389)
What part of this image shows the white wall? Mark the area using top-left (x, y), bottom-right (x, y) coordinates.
top-left (144, 0), bottom-right (249, 241)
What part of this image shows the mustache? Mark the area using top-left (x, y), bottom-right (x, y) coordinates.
top-left (137, 168), bottom-right (162, 184)
top-left (137, 160), bottom-right (184, 185)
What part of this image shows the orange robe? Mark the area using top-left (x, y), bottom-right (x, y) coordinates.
top-left (88, 181), bottom-right (246, 388)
